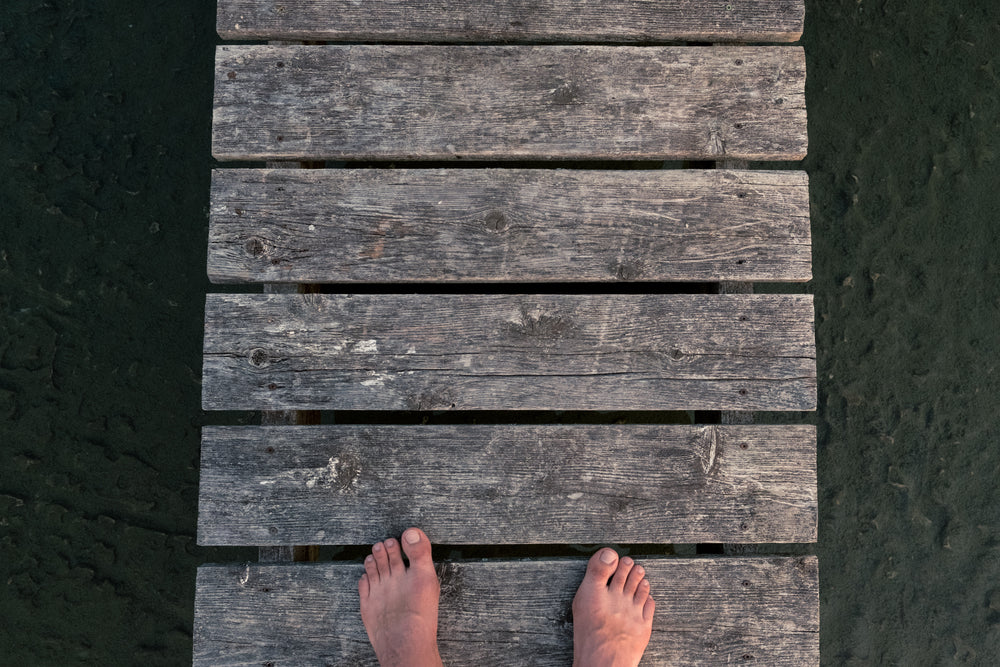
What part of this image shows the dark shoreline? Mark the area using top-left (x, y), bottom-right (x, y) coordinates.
top-left (2, 1), bottom-right (999, 663)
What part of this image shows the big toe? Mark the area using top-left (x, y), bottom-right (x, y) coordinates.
top-left (400, 527), bottom-right (434, 573)
top-left (582, 547), bottom-right (619, 586)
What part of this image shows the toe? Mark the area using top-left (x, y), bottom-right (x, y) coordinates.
top-left (583, 548), bottom-right (620, 587)
top-left (634, 578), bottom-right (650, 606)
top-left (364, 554), bottom-right (379, 584)
top-left (358, 572), bottom-right (370, 599)
top-left (643, 596), bottom-right (656, 622)
top-left (372, 541), bottom-right (390, 578)
top-left (400, 527), bottom-right (435, 575)
top-left (624, 563), bottom-right (645, 595)
top-left (385, 537), bottom-right (405, 574)
top-left (610, 556), bottom-right (634, 592)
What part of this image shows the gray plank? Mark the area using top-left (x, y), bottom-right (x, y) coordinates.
top-left (198, 424), bottom-right (817, 545)
top-left (213, 45), bottom-right (807, 161)
top-left (201, 293), bottom-right (817, 412)
top-left (208, 169), bottom-right (812, 284)
top-left (217, 0), bottom-right (804, 43)
top-left (194, 557), bottom-right (819, 666)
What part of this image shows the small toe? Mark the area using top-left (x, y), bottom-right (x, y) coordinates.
top-left (643, 595), bottom-right (656, 622)
top-left (372, 541), bottom-right (390, 578)
top-left (634, 578), bottom-right (651, 606)
top-left (385, 537), bottom-right (405, 574)
top-left (364, 554), bottom-right (379, 584)
top-left (610, 556), bottom-right (634, 592)
top-left (583, 548), bottom-right (619, 587)
top-left (624, 563), bottom-right (645, 595)
top-left (400, 527), bottom-right (435, 574)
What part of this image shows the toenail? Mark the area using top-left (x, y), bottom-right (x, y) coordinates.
top-left (600, 549), bottom-right (617, 564)
top-left (373, 543), bottom-right (383, 552)
top-left (385, 538), bottom-right (396, 548)
top-left (622, 557), bottom-right (633, 566)
top-left (404, 529), bottom-right (420, 544)
top-left (365, 555), bottom-right (374, 563)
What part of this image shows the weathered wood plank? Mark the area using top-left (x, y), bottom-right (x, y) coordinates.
top-left (218, 0), bottom-right (805, 43)
top-left (213, 46), bottom-right (807, 162)
top-left (202, 293), bottom-right (817, 411)
top-left (194, 557), bottom-right (819, 666)
top-left (198, 424), bottom-right (817, 545)
top-left (208, 168), bottom-right (812, 284)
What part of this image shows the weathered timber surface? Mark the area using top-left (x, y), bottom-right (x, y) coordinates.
top-left (201, 293), bottom-right (817, 411)
top-left (208, 168), bottom-right (812, 284)
top-left (198, 424), bottom-right (817, 545)
top-left (194, 557), bottom-right (819, 666)
top-left (217, 0), bottom-right (805, 43)
top-left (213, 45), bottom-right (807, 161)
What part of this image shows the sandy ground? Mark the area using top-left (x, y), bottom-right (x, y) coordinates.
top-left (1, 0), bottom-right (998, 663)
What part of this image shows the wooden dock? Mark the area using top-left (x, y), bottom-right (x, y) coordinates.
top-left (195, 1), bottom-right (818, 664)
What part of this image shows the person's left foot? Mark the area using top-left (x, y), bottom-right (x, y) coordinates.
top-left (358, 528), bottom-right (444, 667)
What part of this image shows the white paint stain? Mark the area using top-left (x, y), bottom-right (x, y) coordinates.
top-left (406, 347), bottom-right (417, 354)
top-left (352, 339), bottom-right (378, 354)
top-left (568, 492), bottom-right (584, 500)
top-left (239, 563), bottom-right (250, 586)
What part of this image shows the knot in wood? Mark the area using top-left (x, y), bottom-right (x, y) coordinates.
top-left (244, 236), bottom-right (267, 258)
top-left (612, 260), bottom-right (646, 281)
top-left (248, 348), bottom-right (269, 367)
top-left (483, 209), bottom-right (509, 233)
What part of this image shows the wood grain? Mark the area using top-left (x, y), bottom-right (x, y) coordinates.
top-left (201, 293), bottom-right (817, 412)
top-left (212, 45), bottom-right (807, 161)
top-left (198, 424), bottom-right (817, 545)
top-left (217, 0), bottom-right (805, 43)
top-left (194, 557), bottom-right (819, 666)
top-left (208, 168), bottom-right (812, 284)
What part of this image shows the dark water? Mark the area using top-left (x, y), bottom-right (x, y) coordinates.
top-left (2, 1), bottom-right (998, 664)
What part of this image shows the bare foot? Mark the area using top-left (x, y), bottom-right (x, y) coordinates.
top-left (572, 548), bottom-right (655, 667)
top-left (358, 528), bottom-right (443, 667)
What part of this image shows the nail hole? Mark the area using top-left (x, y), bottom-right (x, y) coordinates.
top-left (739, 315), bottom-right (749, 321)
top-left (227, 71), bottom-right (237, 80)
top-left (739, 442), bottom-right (749, 450)
top-left (276, 61), bottom-right (284, 68)
top-left (734, 122), bottom-right (744, 129)
top-left (734, 59), bottom-right (743, 66)
top-left (276, 135), bottom-right (284, 142)
top-left (738, 388), bottom-right (748, 396)
top-left (265, 446), bottom-right (275, 454)
top-left (742, 580), bottom-right (752, 587)
top-left (740, 522), bottom-right (749, 530)
top-left (268, 526), bottom-right (278, 535)
top-left (736, 192), bottom-right (747, 199)
top-left (736, 259), bottom-right (746, 265)
top-left (267, 383), bottom-right (278, 390)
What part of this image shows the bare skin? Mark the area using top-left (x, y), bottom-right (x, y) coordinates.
top-left (359, 529), bottom-right (654, 667)
top-left (572, 548), bottom-right (655, 667)
top-left (358, 528), bottom-right (443, 667)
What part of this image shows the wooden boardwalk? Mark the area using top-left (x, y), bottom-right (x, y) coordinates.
top-left (195, 1), bottom-right (818, 664)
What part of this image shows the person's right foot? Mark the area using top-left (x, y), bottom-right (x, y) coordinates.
top-left (358, 527), bottom-right (443, 667)
top-left (572, 548), bottom-right (655, 667)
